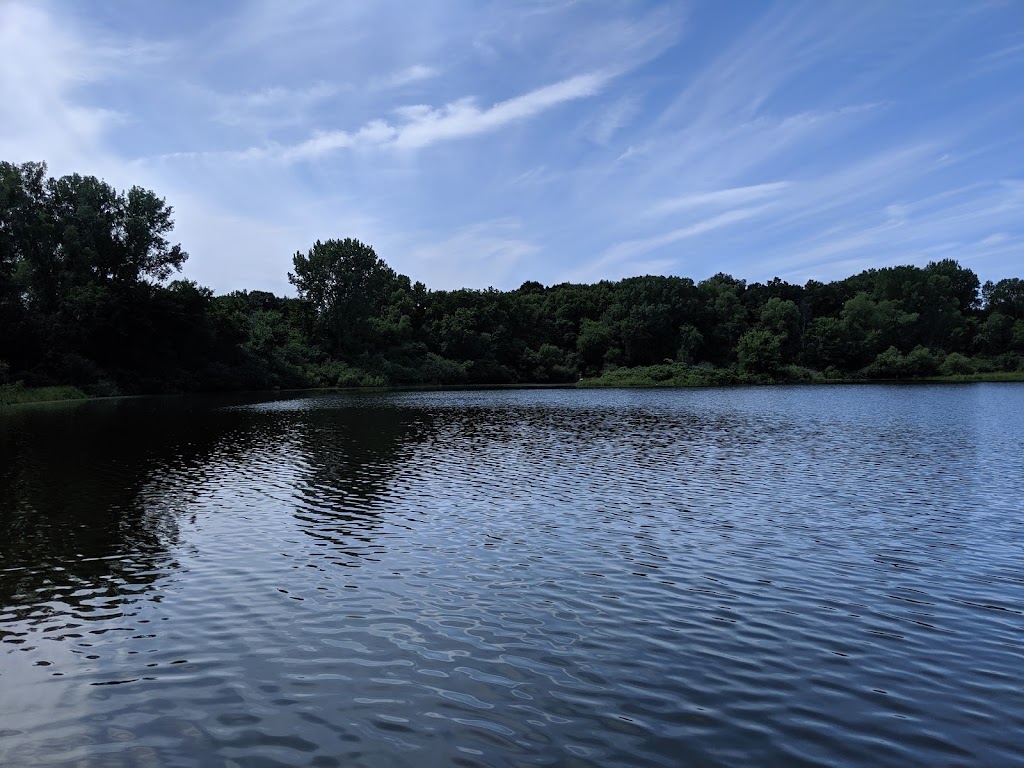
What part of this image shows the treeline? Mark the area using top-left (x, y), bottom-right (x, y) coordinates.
top-left (2, 160), bottom-right (1023, 399)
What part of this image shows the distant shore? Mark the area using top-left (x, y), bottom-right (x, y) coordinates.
top-left (0, 384), bottom-right (90, 407)
top-left (5, 372), bottom-right (1023, 409)
top-left (577, 365), bottom-right (1024, 388)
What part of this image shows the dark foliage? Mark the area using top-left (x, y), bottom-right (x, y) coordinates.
top-left (1, 161), bottom-right (1021, 397)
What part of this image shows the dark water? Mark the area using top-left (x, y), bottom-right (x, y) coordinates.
top-left (1, 385), bottom-right (1023, 767)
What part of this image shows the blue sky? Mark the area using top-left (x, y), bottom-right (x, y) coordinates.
top-left (1, 0), bottom-right (1022, 295)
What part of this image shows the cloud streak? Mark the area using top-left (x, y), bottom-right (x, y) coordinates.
top-left (1, 0), bottom-right (1020, 295)
top-left (273, 71), bottom-right (612, 159)
top-left (372, 64), bottom-right (440, 90)
top-left (649, 182), bottom-right (791, 217)
top-left (408, 219), bottom-right (539, 290)
top-left (567, 206), bottom-right (774, 284)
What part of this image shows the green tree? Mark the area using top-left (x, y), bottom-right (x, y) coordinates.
top-left (804, 316), bottom-right (850, 369)
top-left (756, 297), bottom-right (802, 362)
top-left (676, 324), bottom-right (703, 364)
top-left (576, 318), bottom-right (612, 371)
top-left (939, 352), bottom-right (976, 376)
top-left (737, 328), bottom-right (783, 375)
top-left (697, 273), bottom-right (747, 365)
top-left (925, 259), bottom-right (980, 314)
top-left (864, 346), bottom-right (908, 379)
top-left (288, 238), bottom-right (399, 357)
top-left (983, 278), bottom-right (1024, 319)
top-left (840, 291), bottom-right (918, 366)
top-left (38, 174), bottom-right (185, 301)
top-left (975, 312), bottom-right (1014, 355)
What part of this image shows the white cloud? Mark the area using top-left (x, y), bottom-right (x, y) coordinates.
top-left (407, 219), bottom-right (539, 290)
top-left (509, 165), bottom-right (562, 187)
top-left (396, 72), bottom-right (609, 149)
top-left (2, 0), bottom-right (1020, 296)
top-left (980, 232), bottom-right (1010, 246)
top-left (0, 4), bottom-right (113, 168)
top-left (566, 206), bottom-right (773, 284)
top-left (212, 82), bottom-right (339, 127)
top-left (755, 176), bottom-right (1024, 282)
top-left (586, 95), bottom-right (640, 146)
top-left (649, 103), bottom-right (882, 198)
top-left (655, 4), bottom-right (850, 129)
top-left (649, 182), bottom-right (790, 217)
top-left (265, 70), bottom-right (612, 159)
top-left (372, 64), bottom-right (440, 89)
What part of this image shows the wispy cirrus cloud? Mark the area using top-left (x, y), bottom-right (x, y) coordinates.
top-left (585, 95), bottom-right (641, 146)
top-left (211, 82), bottom-right (339, 129)
top-left (226, 70), bottom-right (614, 161)
top-left (649, 182), bottom-right (792, 217)
top-left (371, 64), bottom-right (440, 90)
top-left (743, 176), bottom-right (1024, 283)
top-left (408, 219), bottom-right (539, 290)
top-left (0, 4), bottom-right (120, 168)
top-left (565, 206), bottom-right (774, 284)
top-left (391, 71), bottom-right (611, 150)
top-left (2, 0), bottom-right (1020, 295)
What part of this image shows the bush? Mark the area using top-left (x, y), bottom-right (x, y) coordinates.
top-left (862, 346), bottom-right (906, 379)
top-left (1, 383), bottom-right (89, 405)
top-left (780, 365), bottom-right (817, 383)
top-left (417, 353), bottom-right (468, 384)
top-left (989, 353), bottom-right (1024, 372)
top-left (822, 366), bottom-right (845, 381)
top-left (578, 362), bottom-right (746, 388)
top-left (0, 380), bottom-right (25, 405)
top-left (49, 353), bottom-right (105, 387)
top-left (87, 378), bottom-right (122, 398)
top-left (465, 360), bottom-right (514, 384)
top-left (938, 352), bottom-right (976, 376)
top-left (904, 346), bottom-right (939, 377)
top-left (737, 329), bottom-right (783, 374)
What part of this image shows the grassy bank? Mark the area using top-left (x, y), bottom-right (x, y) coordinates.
top-left (577, 362), bottom-right (1024, 388)
top-left (577, 363), bottom-right (814, 388)
top-left (0, 383), bottom-right (90, 406)
top-left (2, 369), bottom-right (1021, 405)
top-left (919, 370), bottom-right (1024, 383)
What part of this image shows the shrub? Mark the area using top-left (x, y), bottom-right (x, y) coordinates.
top-left (904, 346), bottom-right (939, 377)
top-left (938, 352), bottom-right (976, 376)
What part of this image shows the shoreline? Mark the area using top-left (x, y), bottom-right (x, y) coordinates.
top-left (3, 371), bottom-right (1023, 409)
top-left (578, 370), bottom-right (1024, 388)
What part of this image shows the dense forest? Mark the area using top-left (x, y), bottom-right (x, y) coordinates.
top-left (2, 161), bottom-right (1023, 401)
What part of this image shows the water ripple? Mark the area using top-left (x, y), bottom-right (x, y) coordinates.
top-left (2, 385), bottom-right (1023, 766)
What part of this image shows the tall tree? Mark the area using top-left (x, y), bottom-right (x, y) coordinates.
top-left (288, 238), bottom-right (400, 357)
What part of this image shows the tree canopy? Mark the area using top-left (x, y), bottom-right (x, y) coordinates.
top-left (2, 160), bottom-right (1022, 400)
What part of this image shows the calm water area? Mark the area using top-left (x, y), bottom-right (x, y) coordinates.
top-left (1, 385), bottom-right (1023, 766)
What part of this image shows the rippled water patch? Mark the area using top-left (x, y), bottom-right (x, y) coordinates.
top-left (2, 385), bottom-right (1023, 766)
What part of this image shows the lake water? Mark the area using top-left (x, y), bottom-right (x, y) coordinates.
top-left (1, 385), bottom-right (1023, 767)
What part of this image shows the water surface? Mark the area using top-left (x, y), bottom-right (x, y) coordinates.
top-left (1, 385), bottom-right (1023, 766)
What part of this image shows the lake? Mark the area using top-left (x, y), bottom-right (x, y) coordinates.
top-left (1, 385), bottom-right (1023, 766)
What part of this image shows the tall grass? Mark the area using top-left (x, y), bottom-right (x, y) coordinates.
top-left (0, 382), bottom-right (90, 406)
top-left (577, 364), bottom-right (1024, 389)
top-left (921, 371), bottom-right (1024, 383)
